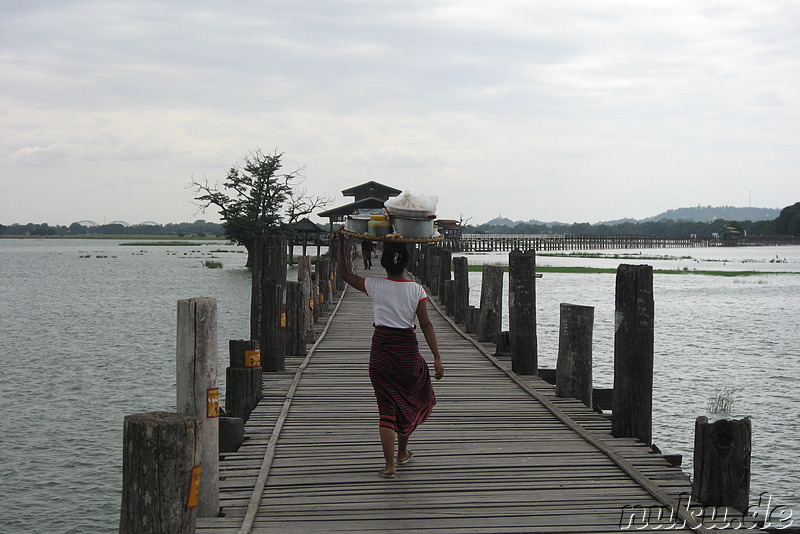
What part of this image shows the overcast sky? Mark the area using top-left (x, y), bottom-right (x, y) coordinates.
top-left (2, 1), bottom-right (798, 226)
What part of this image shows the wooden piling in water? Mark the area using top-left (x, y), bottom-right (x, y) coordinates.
top-left (225, 340), bottom-right (262, 423)
top-left (508, 249), bottom-right (538, 375)
top-left (612, 264), bottom-right (654, 445)
top-left (444, 279), bottom-right (455, 316)
top-left (316, 257), bottom-right (331, 313)
top-left (693, 416), bottom-right (752, 512)
top-left (437, 249), bottom-right (452, 304)
top-left (452, 256), bottom-right (469, 325)
top-left (250, 235), bottom-right (287, 373)
top-left (119, 411), bottom-right (202, 534)
top-left (556, 303), bottom-right (594, 408)
top-left (286, 281), bottom-right (307, 356)
top-left (296, 256), bottom-right (315, 341)
top-left (478, 265), bottom-right (503, 343)
top-left (176, 297), bottom-right (219, 517)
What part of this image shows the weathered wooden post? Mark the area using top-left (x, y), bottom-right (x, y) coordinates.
top-left (466, 306), bottom-right (479, 334)
top-left (225, 339), bottom-right (262, 423)
top-left (176, 297), bottom-right (219, 517)
top-left (428, 247), bottom-right (441, 295)
top-left (444, 279), bottom-right (455, 316)
top-left (437, 249), bottom-right (452, 305)
top-left (508, 250), bottom-right (537, 375)
top-left (286, 281), bottom-right (307, 356)
top-left (453, 256), bottom-right (469, 325)
top-left (409, 246), bottom-right (420, 275)
top-left (478, 265), bottom-right (503, 343)
top-left (310, 272), bottom-right (320, 323)
top-left (250, 235), bottom-right (287, 372)
top-left (316, 257), bottom-right (330, 313)
top-left (421, 245), bottom-right (433, 287)
top-left (555, 303), bottom-right (594, 407)
top-left (612, 264), bottom-right (654, 445)
top-left (297, 256), bottom-right (315, 342)
top-left (119, 412), bottom-right (202, 534)
top-left (693, 416), bottom-right (751, 512)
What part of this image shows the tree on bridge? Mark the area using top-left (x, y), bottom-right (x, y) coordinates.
top-left (192, 149), bottom-right (331, 266)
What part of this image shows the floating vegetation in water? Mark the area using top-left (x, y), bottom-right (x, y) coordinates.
top-left (204, 260), bottom-right (223, 269)
top-left (708, 387), bottom-right (739, 415)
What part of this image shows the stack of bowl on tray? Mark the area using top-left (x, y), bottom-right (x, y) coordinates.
top-left (343, 191), bottom-right (440, 241)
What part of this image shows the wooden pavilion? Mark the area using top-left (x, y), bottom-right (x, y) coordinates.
top-left (317, 181), bottom-right (402, 229)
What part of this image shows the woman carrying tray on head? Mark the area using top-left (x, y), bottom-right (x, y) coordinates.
top-left (337, 229), bottom-right (444, 479)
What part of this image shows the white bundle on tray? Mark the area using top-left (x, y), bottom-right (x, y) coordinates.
top-left (384, 191), bottom-right (439, 239)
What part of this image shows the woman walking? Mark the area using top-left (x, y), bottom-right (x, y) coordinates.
top-left (337, 230), bottom-right (444, 478)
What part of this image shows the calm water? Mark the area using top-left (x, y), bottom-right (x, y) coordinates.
top-left (0, 240), bottom-right (797, 532)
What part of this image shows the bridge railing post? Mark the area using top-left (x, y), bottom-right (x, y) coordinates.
top-left (508, 249), bottom-right (537, 375)
top-left (250, 235), bottom-right (287, 372)
top-left (611, 264), bottom-right (654, 445)
top-left (176, 297), bottom-right (219, 517)
top-left (119, 412), bottom-right (202, 533)
top-left (452, 256), bottom-right (469, 325)
top-left (692, 416), bottom-right (751, 513)
top-left (555, 303), bottom-right (594, 408)
top-left (478, 265), bottom-right (503, 343)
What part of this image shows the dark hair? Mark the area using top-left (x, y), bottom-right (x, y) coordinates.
top-left (380, 243), bottom-right (409, 275)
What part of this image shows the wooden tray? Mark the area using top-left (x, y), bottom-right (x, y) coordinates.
top-left (340, 229), bottom-right (443, 243)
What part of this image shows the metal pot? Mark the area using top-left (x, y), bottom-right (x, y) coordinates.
top-left (389, 216), bottom-right (435, 239)
top-left (345, 215), bottom-right (370, 234)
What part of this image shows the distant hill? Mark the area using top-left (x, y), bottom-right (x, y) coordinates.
top-left (481, 206), bottom-right (781, 227)
top-left (484, 216), bottom-right (566, 228)
top-left (640, 206), bottom-right (781, 223)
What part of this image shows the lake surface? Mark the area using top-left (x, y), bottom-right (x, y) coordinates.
top-left (0, 240), bottom-right (797, 532)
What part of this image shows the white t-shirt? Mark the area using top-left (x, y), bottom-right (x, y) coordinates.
top-left (364, 278), bottom-right (429, 329)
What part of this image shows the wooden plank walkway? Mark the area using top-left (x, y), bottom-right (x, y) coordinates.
top-left (197, 267), bottom-right (764, 533)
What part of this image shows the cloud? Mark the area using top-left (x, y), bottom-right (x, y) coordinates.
top-left (1, 0), bottom-right (799, 225)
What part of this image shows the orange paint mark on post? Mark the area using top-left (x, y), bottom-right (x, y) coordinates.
top-left (206, 388), bottom-right (220, 418)
top-left (187, 464), bottom-right (202, 509)
top-left (245, 350), bottom-right (261, 367)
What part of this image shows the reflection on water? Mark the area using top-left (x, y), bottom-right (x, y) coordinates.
top-left (0, 241), bottom-right (797, 532)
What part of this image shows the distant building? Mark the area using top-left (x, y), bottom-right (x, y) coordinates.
top-left (435, 219), bottom-right (465, 238)
top-left (318, 181), bottom-right (402, 227)
top-left (719, 225), bottom-right (742, 245)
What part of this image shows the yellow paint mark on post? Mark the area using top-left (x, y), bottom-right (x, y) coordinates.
top-left (280, 312), bottom-right (287, 328)
top-left (245, 350), bottom-right (261, 367)
top-left (206, 388), bottom-right (220, 418)
top-left (187, 464), bottom-right (202, 509)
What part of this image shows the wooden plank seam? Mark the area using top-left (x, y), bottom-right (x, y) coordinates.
top-left (422, 279), bottom-right (720, 534)
top-left (235, 286), bottom-right (348, 534)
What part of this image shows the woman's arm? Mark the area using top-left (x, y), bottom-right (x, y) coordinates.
top-left (416, 299), bottom-right (444, 380)
top-left (337, 229), bottom-right (366, 293)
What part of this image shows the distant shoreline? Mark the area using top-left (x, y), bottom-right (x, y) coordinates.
top-left (0, 234), bottom-right (225, 241)
top-left (466, 264), bottom-right (799, 276)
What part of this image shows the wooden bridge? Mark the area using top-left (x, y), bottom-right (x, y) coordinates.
top-left (196, 266), bottom-right (764, 534)
top-left (444, 233), bottom-right (800, 252)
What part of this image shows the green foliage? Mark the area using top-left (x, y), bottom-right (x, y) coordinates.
top-left (0, 221), bottom-right (224, 237)
top-left (192, 149), bottom-right (331, 263)
top-left (773, 202), bottom-right (800, 236)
